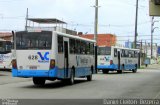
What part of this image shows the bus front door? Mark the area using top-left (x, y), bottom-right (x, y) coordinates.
top-left (64, 41), bottom-right (69, 78)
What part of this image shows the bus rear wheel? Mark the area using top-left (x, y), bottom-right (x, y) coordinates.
top-left (33, 77), bottom-right (46, 86)
top-left (87, 74), bottom-right (92, 81)
top-left (117, 70), bottom-right (122, 74)
top-left (68, 70), bottom-right (74, 85)
top-left (132, 64), bottom-right (137, 73)
top-left (102, 70), bottom-right (109, 74)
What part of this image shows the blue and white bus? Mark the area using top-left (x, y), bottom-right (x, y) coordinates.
top-left (12, 30), bottom-right (95, 85)
top-left (97, 46), bottom-right (139, 74)
top-left (0, 39), bottom-right (12, 69)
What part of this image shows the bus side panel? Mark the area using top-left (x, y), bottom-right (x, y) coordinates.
top-left (75, 67), bottom-right (92, 77)
top-left (69, 54), bottom-right (94, 77)
top-left (0, 53), bottom-right (12, 69)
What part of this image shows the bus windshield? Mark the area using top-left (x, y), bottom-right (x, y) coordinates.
top-left (98, 46), bottom-right (111, 55)
top-left (16, 31), bottom-right (52, 50)
top-left (0, 41), bottom-right (12, 54)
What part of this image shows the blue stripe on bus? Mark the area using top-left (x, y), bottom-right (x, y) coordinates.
top-left (12, 67), bottom-right (92, 78)
top-left (97, 64), bottom-right (136, 71)
top-left (97, 64), bottom-right (116, 70)
top-left (75, 67), bottom-right (91, 77)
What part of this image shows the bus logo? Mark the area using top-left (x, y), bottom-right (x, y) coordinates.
top-left (37, 52), bottom-right (49, 63)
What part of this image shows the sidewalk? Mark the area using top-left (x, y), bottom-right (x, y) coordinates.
top-left (142, 64), bottom-right (160, 70)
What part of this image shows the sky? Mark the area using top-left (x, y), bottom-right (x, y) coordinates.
top-left (0, 0), bottom-right (160, 45)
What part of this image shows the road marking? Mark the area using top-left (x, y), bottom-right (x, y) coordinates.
top-left (154, 91), bottom-right (160, 99)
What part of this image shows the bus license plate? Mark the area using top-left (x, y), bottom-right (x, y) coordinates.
top-left (29, 66), bottom-right (37, 70)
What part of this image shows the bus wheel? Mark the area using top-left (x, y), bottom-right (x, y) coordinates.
top-left (87, 74), bottom-right (92, 81)
top-left (68, 70), bottom-right (74, 85)
top-left (33, 77), bottom-right (46, 86)
top-left (132, 69), bottom-right (137, 73)
top-left (132, 65), bottom-right (137, 73)
top-left (117, 70), bottom-right (122, 74)
top-left (102, 70), bottom-right (109, 74)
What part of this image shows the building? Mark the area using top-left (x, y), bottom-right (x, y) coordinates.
top-left (158, 46), bottom-right (160, 56)
top-left (79, 33), bottom-right (117, 47)
top-left (140, 43), bottom-right (158, 64)
top-left (0, 32), bottom-right (12, 41)
top-left (27, 18), bottom-right (77, 35)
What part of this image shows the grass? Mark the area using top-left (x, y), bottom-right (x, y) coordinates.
top-left (139, 65), bottom-right (146, 69)
top-left (140, 66), bottom-right (145, 69)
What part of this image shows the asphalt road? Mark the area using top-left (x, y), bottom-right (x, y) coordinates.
top-left (0, 66), bottom-right (160, 104)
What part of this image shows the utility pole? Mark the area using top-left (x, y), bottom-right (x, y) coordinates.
top-left (151, 16), bottom-right (154, 59)
top-left (25, 8), bottom-right (29, 31)
top-left (145, 40), bottom-right (147, 58)
top-left (94, 0), bottom-right (98, 73)
top-left (151, 16), bottom-right (159, 59)
top-left (134, 0), bottom-right (139, 49)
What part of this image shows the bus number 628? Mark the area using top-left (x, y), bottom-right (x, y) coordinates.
top-left (28, 55), bottom-right (38, 60)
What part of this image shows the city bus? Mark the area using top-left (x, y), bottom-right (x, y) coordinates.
top-left (97, 46), bottom-right (140, 74)
top-left (12, 30), bottom-right (95, 85)
top-left (0, 39), bottom-right (12, 70)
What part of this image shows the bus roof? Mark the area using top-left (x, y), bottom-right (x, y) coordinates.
top-left (16, 30), bottom-right (96, 43)
top-left (111, 46), bottom-right (139, 51)
top-left (55, 31), bottom-right (96, 43)
top-left (27, 18), bottom-right (67, 24)
top-left (98, 46), bottom-right (139, 51)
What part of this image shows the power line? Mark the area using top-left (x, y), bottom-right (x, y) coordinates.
top-left (68, 20), bottom-right (151, 28)
top-left (117, 35), bottom-right (160, 37)
top-left (0, 0), bottom-right (24, 2)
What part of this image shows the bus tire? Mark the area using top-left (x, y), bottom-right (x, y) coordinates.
top-left (33, 77), bottom-right (46, 86)
top-left (91, 65), bottom-right (94, 74)
top-left (87, 68), bottom-right (93, 81)
top-left (102, 70), bottom-right (109, 74)
top-left (87, 74), bottom-right (92, 81)
top-left (117, 70), bottom-right (122, 74)
top-left (132, 64), bottom-right (137, 73)
top-left (68, 69), bottom-right (74, 85)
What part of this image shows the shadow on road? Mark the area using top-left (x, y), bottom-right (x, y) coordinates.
top-left (21, 79), bottom-right (90, 89)
top-left (98, 71), bottom-right (139, 75)
top-left (0, 69), bottom-right (11, 72)
top-left (0, 74), bottom-right (7, 76)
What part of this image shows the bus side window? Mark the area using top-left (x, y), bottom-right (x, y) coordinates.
top-left (90, 43), bottom-right (94, 55)
top-left (69, 39), bottom-right (75, 54)
top-left (86, 42), bottom-right (90, 54)
top-left (128, 50), bottom-right (131, 57)
top-left (134, 51), bottom-right (138, 58)
top-left (58, 36), bottom-right (63, 53)
top-left (75, 40), bottom-right (80, 54)
top-left (121, 49), bottom-right (124, 57)
top-left (80, 41), bottom-right (85, 54)
top-left (132, 51), bottom-right (134, 58)
top-left (124, 50), bottom-right (129, 57)
top-left (114, 48), bottom-right (117, 57)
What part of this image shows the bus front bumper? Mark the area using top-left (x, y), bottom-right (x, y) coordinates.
top-left (97, 64), bottom-right (116, 70)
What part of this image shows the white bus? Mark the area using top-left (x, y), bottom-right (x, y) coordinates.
top-left (0, 39), bottom-right (12, 69)
top-left (97, 46), bottom-right (140, 74)
top-left (12, 30), bottom-right (95, 85)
